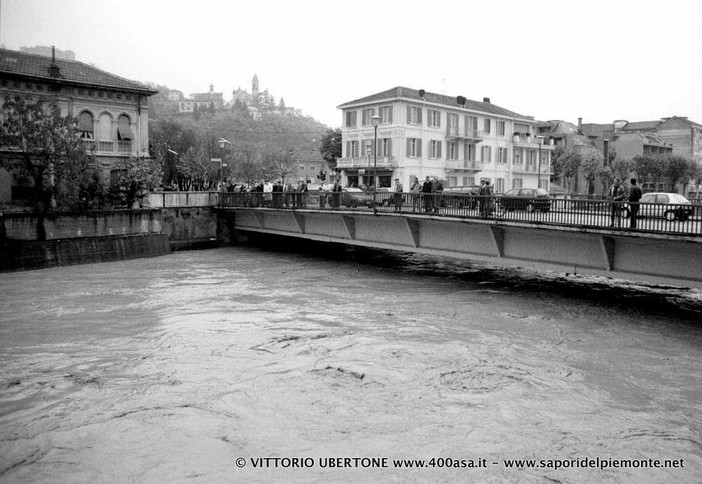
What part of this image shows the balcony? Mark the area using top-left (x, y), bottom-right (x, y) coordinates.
top-left (446, 127), bottom-right (483, 143)
top-left (80, 139), bottom-right (132, 156)
top-left (445, 160), bottom-right (480, 171)
top-left (512, 163), bottom-right (538, 174)
top-left (337, 156), bottom-right (397, 169)
top-left (512, 135), bottom-right (556, 149)
top-left (118, 140), bottom-right (132, 154)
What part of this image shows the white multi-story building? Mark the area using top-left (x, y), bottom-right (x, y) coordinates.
top-left (337, 87), bottom-right (554, 193)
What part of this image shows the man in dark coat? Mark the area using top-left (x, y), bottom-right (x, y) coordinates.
top-left (628, 178), bottom-right (643, 228)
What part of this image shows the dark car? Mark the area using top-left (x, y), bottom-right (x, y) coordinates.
top-left (441, 186), bottom-right (481, 209)
top-left (499, 188), bottom-right (551, 212)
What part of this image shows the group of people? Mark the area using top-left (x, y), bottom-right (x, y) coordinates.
top-left (227, 179), bottom-right (311, 208)
top-left (608, 177), bottom-right (643, 228)
top-left (408, 176), bottom-right (444, 213)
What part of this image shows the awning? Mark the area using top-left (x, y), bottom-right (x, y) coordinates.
top-left (118, 117), bottom-right (133, 140)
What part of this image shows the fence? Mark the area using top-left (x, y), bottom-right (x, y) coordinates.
top-left (148, 191), bottom-right (219, 208)
top-left (219, 191), bottom-right (702, 236)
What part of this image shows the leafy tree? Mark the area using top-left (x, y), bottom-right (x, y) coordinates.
top-left (0, 95), bottom-right (98, 210)
top-left (114, 156), bottom-right (163, 207)
top-left (550, 147), bottom-right (582, 192)
top-left (665, 155), bottom-right (699, 193)
top-left (632, 154), bottom-right (666, 187)
top-left (320, 128), bottom-right (342, 171)
top-left (193, 104), bottom-right (200, 121)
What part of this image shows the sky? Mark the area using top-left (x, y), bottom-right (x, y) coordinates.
top-left (1, 0), bottom-right (701, 128)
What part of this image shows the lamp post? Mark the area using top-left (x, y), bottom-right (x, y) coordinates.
top-left (218, 138), bottom-right (231, 205)
top-left (370, 114), bottom-right (381, 214)
top-left (536, 135), bottom-right (545, 190)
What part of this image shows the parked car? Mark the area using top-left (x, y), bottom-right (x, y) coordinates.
top-left (621, 192), bottom-right (693, 221)
top-left (499, 188), bottom-right (551, 212)
top-left (338, 187), bottom-right (362, 208)
top-left (441, 186), bottom-right (481, 209)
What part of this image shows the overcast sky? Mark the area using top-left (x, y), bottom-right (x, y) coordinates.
top-left (2, 0), bottom-right (701, 128)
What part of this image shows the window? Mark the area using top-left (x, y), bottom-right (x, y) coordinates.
top-left (346, 140), bottom-right (360, 158)
top-left (464, 143), bottom-right (476, 161)
top-left (481, 145), bottom-right (492, 162)
top-left (407, 106), bottom-right (422, 125)
top-left (512, 178), bottom-right (523, 189)
top-left (407, 138), bottom-right (422, 157)
top-left (483, 118), bottom-right (491, 134)
top-left (497, 121), bottom-right (506, 136)
top-left (497, 147), bottom-right (508, 164)
top-left (447, 141), bottom-right (458, 160)
top-left (98, 113), bottom-right (113, 141)
top-left (78, 111), bottom-right (94, 139)
top-left (428, 109), bottom-right (441, 128)
top-left (362, 108), bottom-right (376, 126)
top-left (465, 116), bottom-right (478, 137)
top-left (526, 150), bottom-right (536, 164)
top-left (379, 138), bottom-right (392, 157)
top-left (310, 166), bottom-right (315, 171)
top-left (447, 113), bottom-right (459, 136)
top-left (463, 176), bottom-right (475, 186)
top-left (345, 111), bottom-right (357, 127)
top-left (447, 176), bottom-right (458, 187)
top-left (513, 150), bottom-right (522, 165)
top-left (117, 115), bottom-right (132, 140)
top-left (430, 140), bottom-right (442, 159)
top-left (495, 178), bottom-right (505, 194)
top-left (380, 106), bottom-right (393, 124)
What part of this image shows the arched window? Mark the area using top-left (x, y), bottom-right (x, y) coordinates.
top-left (117, 115), bottom-right (132, 140)
top-left (98, 113), bottom-right (113, 141)
top-left (78, 111), bottom-right (94, 139)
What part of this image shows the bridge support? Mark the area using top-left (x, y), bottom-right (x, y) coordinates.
top-left (222, 208), bottom-right (702, 289)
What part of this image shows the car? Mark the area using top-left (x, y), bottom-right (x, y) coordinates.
top-left (621, 192), bottom-right (693, 221)
top-left (337, 187), bottom-right (362, 208)
top-left (498, 188), bottom-right (551, 212)
top-left (441, 186), bottom-right (481, 209)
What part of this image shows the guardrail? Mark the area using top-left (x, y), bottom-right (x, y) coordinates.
top-left (148, 191), bottom-right (219, 207)
top-left (219, 191), bottom-right (702, 236)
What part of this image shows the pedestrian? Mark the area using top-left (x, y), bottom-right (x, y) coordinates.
top-left (432, 177), bottom-right (444, 213)
top-left (608, 177), bottom-right (626, 227)
top-left (410, 177), bottom-right (421, 212)
top-left (319, 186), bottom-right (327, 209)
top-left (479, 179), bottom-right (493, 217)
top-left (331, 180), bottom-right (342, 208)
top-left (393, 178), bottom-right (404, 212)
top-left (422, 176), bottom-right (433, 212)
top-left (628, 177), bottom-right (642, 228)
top-left (297, 179), bottom-right (308, 208)
top-left (284, 181), bottom-right (295, 208)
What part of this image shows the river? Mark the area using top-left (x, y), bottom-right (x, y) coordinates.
top-left (0, 243), bottom-right (700, 483)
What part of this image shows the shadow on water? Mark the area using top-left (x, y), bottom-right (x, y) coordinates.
top-left (238, 233), bottom-right (702, 322)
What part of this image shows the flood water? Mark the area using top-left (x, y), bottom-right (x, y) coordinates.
top-left (0, 243), bottom-right (701, 483)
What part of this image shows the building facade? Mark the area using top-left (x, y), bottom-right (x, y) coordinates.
top-left (0, 48), bottom-right (157, 200)
top-left (337, 87), bottom-right (553, 193)
top-left (177, 84), bottom-right (224, 113)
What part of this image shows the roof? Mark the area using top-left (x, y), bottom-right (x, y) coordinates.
top-left (621, 120), bottom-right (660, 131)
top-left (337, 86), bottom-right (532, 120)
top-left (0, 48), bottom-right (158, 95)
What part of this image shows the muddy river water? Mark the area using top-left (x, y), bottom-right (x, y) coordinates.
top-left (0, 244), bottom-right (701, 483)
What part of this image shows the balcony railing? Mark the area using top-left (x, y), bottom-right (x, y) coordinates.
top-left (118, 140), bottom-right (132, 154)
top-left (446, 127), bottom-right (482, 142)
top-left (337, 156), bottom-right (397, 169)
top-left (445, 160), bottom-right (480, 171)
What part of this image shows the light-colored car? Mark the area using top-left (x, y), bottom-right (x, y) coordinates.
top-left (621, 192), bottom-right (693, 221)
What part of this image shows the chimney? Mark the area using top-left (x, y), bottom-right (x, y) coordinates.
top-left (456, 95), bottom-right (466, 106)
top-left (578, 117), bottom-right (582, 133)
top-left (48, 46), bottom-right (61, 78)
top-left (418, 89), bottom-right (425, 98)
top-left (483, 97), bottom-right (491, 103)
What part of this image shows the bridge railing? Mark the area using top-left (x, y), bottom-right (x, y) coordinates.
top-left (148, 191), bottom-right (219, 207)
top-left (219, 191), bottom-right (702, 236)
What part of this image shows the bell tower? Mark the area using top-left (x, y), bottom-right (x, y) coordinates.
top-left (252, 74), bottom-right (259, 100)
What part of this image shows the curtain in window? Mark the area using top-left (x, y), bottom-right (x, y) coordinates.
top-left (118, 115), bottom-right (133, 140)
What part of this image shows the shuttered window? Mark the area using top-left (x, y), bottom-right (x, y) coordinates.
top-left (117, 115), bottom-right (132, 140)
top-left (98, 113), bottom-right (113, 141)
top-left (78, 111), bottom-right (94, 139)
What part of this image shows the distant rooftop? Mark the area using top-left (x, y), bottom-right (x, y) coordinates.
top-left (0, 48), bottom-right (157, 95)
top-left (338, 86), bottom-right (532, 120)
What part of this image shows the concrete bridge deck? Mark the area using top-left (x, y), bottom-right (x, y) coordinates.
top-left (220, 207), bottom-right (702, 289)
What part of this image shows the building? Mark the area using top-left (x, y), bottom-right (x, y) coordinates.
top-left (178, 84), bottom-right (224, 113)
top-left (0, 47), bottom-right (158, 200)
top-left (336, 87), bottom-right (553, 193)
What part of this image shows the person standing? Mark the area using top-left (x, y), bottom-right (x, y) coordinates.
top-left (393, 178), bottom-right (404, 212)
top-left (479, 179), bottom-right (492, 217)
top-left (410, 177), bottom-right (421, 212)
top-left (608, 177), bottom-right (626, 227)
top-left (331, 180), bottom-right (342, 208)
top-left (422, 176), bottom-right (433, 212)
top-left (628, 178), bottom-right (643, 228)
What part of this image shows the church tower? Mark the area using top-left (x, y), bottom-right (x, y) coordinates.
top-left (252, 74), bottom-right (259, 101)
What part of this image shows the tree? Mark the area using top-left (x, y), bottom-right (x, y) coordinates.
top-left (114, 156), bottom-right (163, 207)
top-left (550, 147), bottom-right (582, 192)
top-left (320, 128), bottom-right (342, 171)
top-left (0, 95), bottom-right (99, 210)
top-left (665, 155), bottom-right (699, 193)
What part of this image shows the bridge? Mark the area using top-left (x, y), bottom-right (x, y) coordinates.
top-left (151, 191), bottom-right (702, 289)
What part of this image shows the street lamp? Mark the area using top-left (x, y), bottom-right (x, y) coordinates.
top-left (370, 114), bottom-right (381, 214)
top-left (536, 135), bottom-right (545, 190)
top-left (218, 138), bottom-right (231, 204)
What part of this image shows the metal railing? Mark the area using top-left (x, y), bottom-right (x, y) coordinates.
top-left (219, 191), bottom-right (702, 236)
top-left (148, 191), bottom-right (219, 207)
